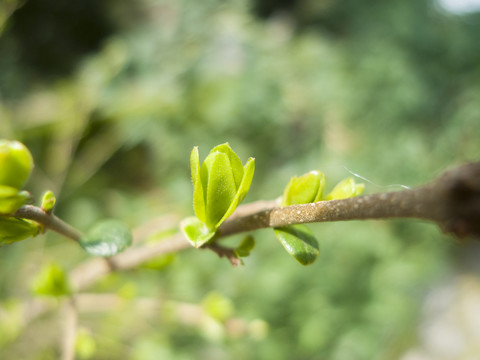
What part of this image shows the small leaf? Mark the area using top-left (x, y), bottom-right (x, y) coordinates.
top-left (274, 225), bottom-right (319, 265)
top-left (79, 219), bottom-right (132, 257)
top-left (235, 235), bottom-right (255, 257)
top-left (202, 151), bottom-right (238, 228)
top-left (0, 139), bottom-right (34, 189)
top-left (216, 157), bottom-right (255, 227)
top-left (32, 263), bottom-right (71, 297)
top-left (189, 144), bottom-right (255, 232)
top-left (210, 143), bottom-right (244, 188)
top-left (0, 216), bottom-right (40, 246)
top-left (0, 186), bottom-right (31, 214)
top-left (282, 171), bottom-right (326, 206)
top-left (41, 190), bottom-right (56, 213)
top-left (325, 177), bottom-right (365, 200)
top-left (191, 147), bottom-right (206, 224)
top-left (180, 216), bottom-right (216, 248)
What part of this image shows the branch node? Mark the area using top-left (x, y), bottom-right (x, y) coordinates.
top-left (204, 243), bottom-right (242, 267)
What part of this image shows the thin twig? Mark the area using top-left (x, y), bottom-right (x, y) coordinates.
top-left (205, 243), bottom-right (243, 267)
top-left (70, 234), bottom-right (190, 291)
top-left (13, 205), bottom-right (83, 242)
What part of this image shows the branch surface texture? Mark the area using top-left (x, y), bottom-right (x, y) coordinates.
top-left (218, 161), bottom-right (480, 240)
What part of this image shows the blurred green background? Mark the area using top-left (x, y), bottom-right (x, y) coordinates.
top-left (1, 0), bottom-right (480, 359)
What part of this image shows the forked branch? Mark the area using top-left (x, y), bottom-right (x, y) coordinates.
top-left (9, 161), bottom-right (480, 292)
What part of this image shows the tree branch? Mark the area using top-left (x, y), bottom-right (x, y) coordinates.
top-left (218, 161), bottom-right (480, 240)
top-left (14, 161), bottom-right (479, 338)
top-left (11, 161), bottom-right (480, 294)
top-left (61, 297), bottom-right (78, 360)
top-left (70, 234), bottom-right (190, 291)
top-left (13, 205), bottom-right (83, 242)
top-left (205, 243), bottom-right (243, 267)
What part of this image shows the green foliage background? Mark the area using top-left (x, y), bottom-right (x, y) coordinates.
top-left (1, 0), bottom-right (480, 358)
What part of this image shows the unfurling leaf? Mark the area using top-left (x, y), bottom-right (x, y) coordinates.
top-left (0, 185), bottom-right (31, 214)
top-left (186, 143), bottom-right (255, 247)
top-left (282, 170), bottom-right (325, 206)
top-left (235, 235), bottom-right (255, 258)
top-left (32, 263), bottom-right (71, 297)
top-left (180, 216), bottom-right (216, 248)
top-left (80, 219), bottom-right (132, 257)
top-left (326, 177), bottom-right (364, 200)
top-left (273, 225), bottom-right (319, 265)
top-left (0, 216), bottom-right (40, 246)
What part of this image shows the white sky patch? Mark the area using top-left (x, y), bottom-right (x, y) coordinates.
top-left (438, 0), bottom-right (480, 14)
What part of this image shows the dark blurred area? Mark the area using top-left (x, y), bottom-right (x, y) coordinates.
top-left (1, 0), bottom-right (480, 359)
top-left (7, 0), bottom-right (114, 77)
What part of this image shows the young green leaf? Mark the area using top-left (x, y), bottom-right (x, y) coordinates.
top-left (210, 143), bottom-right (244, 188)
top-left (0, 185), bottom-right (31, 214)
top-left (32, 263), bottom-right (71, 297)
top-left (0, 139), bottom-right (34, 189)
top-left (234, 235), bottom-right (255, 258)
top-left (191, 146), bottom-right (207, 224)
top-left (187, 143), bottom-right (255, 235)
top-left (202, 150), bottom-right (238, 228)
top-left (273, 225), bottom-right (319, 265)
top-left (326, 177), bottom-right (365, 200)
top-left (79, 219), bottom-right (132, 257)
top-left (282, 170), bottom-right (326, 206)
top-left (180, 216), bottom-right (216, 248)
top-left (0, 216), bottom-right (40, 246)
top-left (216, 156), bottom-right (255, 227)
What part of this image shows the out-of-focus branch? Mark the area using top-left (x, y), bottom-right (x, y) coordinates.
top-left (70, 233), bottom-right (190, 291)
top-left (61, 298), bottom-right (77, 360)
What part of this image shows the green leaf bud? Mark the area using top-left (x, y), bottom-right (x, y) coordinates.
top-left (0, 139), bottom-right (34, 189)
top-left (235, 235), bottom-right (255, 258)
top-left (0, 185), bottom-right (32, 214)
top-left (0, 216), bottom-right (40, 246)
top-left (180, 216), bottom-right (216, 248)
top-left (41, 190), bottom-right (56, 213)
top-left (185, 143), bottom-right (255, 247)
top-left (282, 170), bottom-right (326, 206)
top-left (325, 177), bottom-right (365, 200)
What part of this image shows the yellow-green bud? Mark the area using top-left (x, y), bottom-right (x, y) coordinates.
top-left (0, 139), bottom-right (34, 189)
